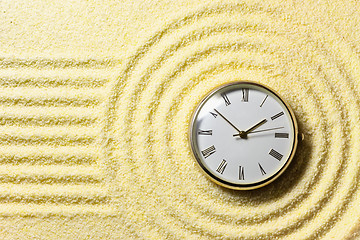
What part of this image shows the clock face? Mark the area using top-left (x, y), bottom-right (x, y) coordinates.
top-left (189, 82), bottom-right (298, 190)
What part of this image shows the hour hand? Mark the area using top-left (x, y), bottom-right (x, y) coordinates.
top-left (244, 119), bottom-right (267, 134)
top-left (233, 119), bottom-right (267, 139)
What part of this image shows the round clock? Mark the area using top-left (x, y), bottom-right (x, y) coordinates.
top-left (189, 81), bottom-right (298, 190)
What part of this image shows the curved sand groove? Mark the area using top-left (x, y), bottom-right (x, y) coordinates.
top-left (105, 2), bottom-right (360, 239)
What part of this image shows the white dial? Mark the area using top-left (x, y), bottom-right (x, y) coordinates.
top-left (189, 82), bottom-right (298, 190)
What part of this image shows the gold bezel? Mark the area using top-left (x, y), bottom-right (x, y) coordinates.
top-left (188, 81), bottom-right (299, 190)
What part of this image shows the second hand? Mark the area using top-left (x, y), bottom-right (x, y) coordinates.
top-left (233, 126), bottom-right (284, 137)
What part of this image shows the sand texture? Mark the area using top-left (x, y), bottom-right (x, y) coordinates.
top-left (1, 0), bottom-right (360, 239)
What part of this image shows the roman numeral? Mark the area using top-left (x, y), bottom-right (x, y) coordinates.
top-left (269, 149), bottom-right (283, 161)
top-left (198, 129), bottom-right (213, 135)
top-left (201, 145), bottom-right (216, 159)
top-left (239, 166), bottom-right (245, 180)
top-left (216, 159), bottom-right (227, 174)
top-left (210, 112), bottom-right (218, 118)
top-left (271, 111), bottom-right (284, 120)
top-left (260, 95), bottom-right (268, 107)
top-left (275, 132), bottom-right (289, 138)
top-left (258, 163), bottom-right (266, 175)
top-left (242, 88), bottom-right (249, 102)
top-left (221, 93), bottom-right (231, 106)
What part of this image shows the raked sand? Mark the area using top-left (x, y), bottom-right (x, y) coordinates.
top-left (1, 0), bottom-right (360, 239)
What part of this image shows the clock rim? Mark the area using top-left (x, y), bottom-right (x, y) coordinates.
top-left (188, 80), bottom-right (299, 190)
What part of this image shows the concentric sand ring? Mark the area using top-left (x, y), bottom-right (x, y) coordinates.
top-left (104, 3), bottom-right (360, 239)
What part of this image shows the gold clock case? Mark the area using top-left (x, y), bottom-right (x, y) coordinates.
top-left (188, 81), bottom-right (299, 190)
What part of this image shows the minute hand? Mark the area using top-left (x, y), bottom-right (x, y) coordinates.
top-left (214, 109), bottom-right (242, 134)
top-left (233, 126), bottom-right (284, 137)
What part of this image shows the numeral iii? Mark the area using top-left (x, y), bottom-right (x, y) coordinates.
top-left (275, 133), bottom-right (289, 138)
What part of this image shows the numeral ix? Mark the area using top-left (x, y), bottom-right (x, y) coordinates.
top-left (198, 129), bottom-right (213, 135)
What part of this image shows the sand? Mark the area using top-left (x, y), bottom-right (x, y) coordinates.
top-left (1, 0), bottom-right (360, 239)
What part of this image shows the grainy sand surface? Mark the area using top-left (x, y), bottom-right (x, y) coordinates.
top-left (1, 0), bottom-right (360, 239)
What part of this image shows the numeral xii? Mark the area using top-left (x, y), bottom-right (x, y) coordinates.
top-left (242, 88), bottom-right (249, 102)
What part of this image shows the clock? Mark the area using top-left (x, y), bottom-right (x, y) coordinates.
top-left (189, 81), bottom-right (298, 190)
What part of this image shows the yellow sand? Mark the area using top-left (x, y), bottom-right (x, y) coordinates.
top-left (1, 0), bottom-right (360, 239)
